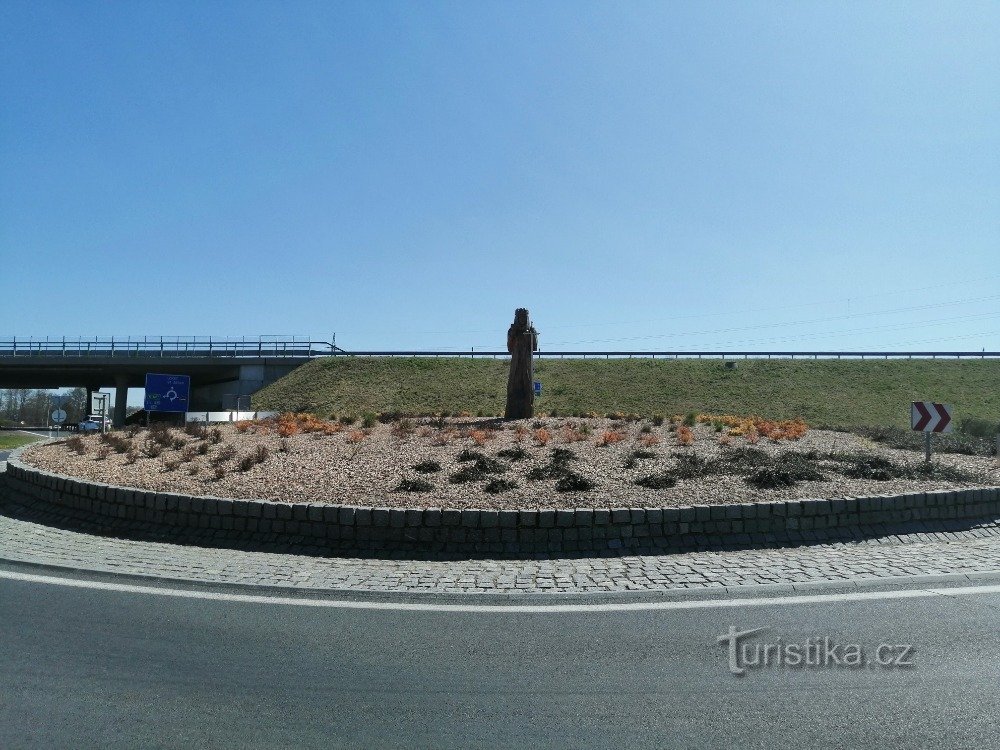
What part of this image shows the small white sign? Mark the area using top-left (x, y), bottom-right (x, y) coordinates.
top-left (51, 409), bottom-right (67, 424)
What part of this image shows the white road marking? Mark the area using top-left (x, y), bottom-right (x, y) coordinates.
top-left (1, 568), bottom-right (998, 613)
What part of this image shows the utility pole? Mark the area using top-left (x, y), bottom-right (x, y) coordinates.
top-left (504, 308), bottom-right (538, 420)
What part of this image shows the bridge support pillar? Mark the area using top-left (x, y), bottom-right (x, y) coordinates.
top-left (113, 374), bottom-right (129, 429)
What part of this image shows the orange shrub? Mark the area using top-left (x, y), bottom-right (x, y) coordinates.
top-left (676, 425), bottom-right (694, 445)
top-left (346, 430), bottom-right (366, 444)
top-left (562, 426), bottom-right (588, 443)
top-left (470, 429), bottom-right (490, 446)
top-left (639, 433), bottom-right (660, 447)
top-left (597, 430), bottom-right (626, 447)
top-left (718, 434), bottom-right (732, 446)
top-left (534, 428), bottom-right (551, 446)
top-left (234, 420), bottom-right (251, 433)
top-left (514, 425), bottom-right (529, 442)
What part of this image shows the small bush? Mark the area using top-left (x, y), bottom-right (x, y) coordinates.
top-left (635, 473), bottom-right (677, 490)
top-left (395, 478), bottom-right (433, 492)
top-left (683, 411), bottom-right (699, 427)
top-left (209, 428), bottom-right (223, 444)
top-left (278, 439), bottom-right (291, 453)
top-left (253, 444), bottom-right (269, 464)
top-left (676, 425), bottom-right (695, 445)
top-left (197, 441), bottom-right (210, 455)
top-left (413, 460), bottom-right (442, 473)
top-left (180, 446), bottom-right (198, 462)
top-left (125, 449), bottom-right (138, 465)
top-left (213, 465), bottom-right (226, 480)
top-left (651, 415), bottom-right (665, 427)
top-left (555, 472), bottom-right (595, 492)
top-left (237, 453), bottom-right (257, 472)
top-left (457, 448), bottom-right (485, 463)
top-left (597, 430), bottom-right (626, 447)
top-left (534, 428), bottom-right (551, 446)
top-left (66, 436), bottom-right (87, 455)
top-left (95, 446), bottom-right (110, 460)
top-left (391, 419), bottom-right (415, 439)
top-left (346, 430), bottom-right (366, 444)
top-left (184, 422), bottom-right (207, 438)
top-left (187, 465), bottom-right (200, 476)
top-left (484, 478), bottom-right (518, 494)
top-left (211, 445), bottom-right (236, 465)
top-left (339, 415), bottom-right (357, 426)
top-left (164, 458), bottom-right (182, 471)
top-left (497, 446), bottom-right (529, 461)
top-left (361, 413), bottom-right (377, 429)
top-left (639, 433), bottom-right (660, 447)
top-left (144, 441), bottom-right (164, 458)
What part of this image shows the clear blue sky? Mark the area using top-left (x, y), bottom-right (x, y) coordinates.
top-left (3, 1), bottom-right (998, 353)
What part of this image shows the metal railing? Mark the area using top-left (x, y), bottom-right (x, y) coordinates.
top-left (0, 336), bottom-right (337, 358)
top-left (326, 350), bottom-right (1000, 360)
top-left (2, 339), bottom-right (997, 360)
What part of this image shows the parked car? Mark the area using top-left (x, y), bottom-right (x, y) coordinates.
top-left (78, 416), bottom-right (111, 432)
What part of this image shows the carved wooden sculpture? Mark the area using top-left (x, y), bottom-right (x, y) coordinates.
top-left (505, 308), bottom-right (538, 420)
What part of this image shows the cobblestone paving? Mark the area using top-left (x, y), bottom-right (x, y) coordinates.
top-left (6, 488), bottom-right (1000, 594)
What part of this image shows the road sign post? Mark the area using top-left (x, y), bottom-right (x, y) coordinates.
top-left (911, 401), bottom-right (953, 463)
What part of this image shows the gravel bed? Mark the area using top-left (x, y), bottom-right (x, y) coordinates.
top-left (20, 418), bottom-right (1000, 510)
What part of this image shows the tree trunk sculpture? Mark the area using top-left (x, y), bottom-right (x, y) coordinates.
top-left (505, 308), bottom-right (538, 420)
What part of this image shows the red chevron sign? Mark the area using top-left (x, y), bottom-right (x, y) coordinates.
top-left (911, 402), bottom-right (953, 433)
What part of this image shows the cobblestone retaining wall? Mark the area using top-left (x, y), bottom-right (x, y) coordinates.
top-left (6, 452), bottom-right (1000, 555)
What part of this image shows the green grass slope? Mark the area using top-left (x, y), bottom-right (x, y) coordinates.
top-left (252, 357), bottom-right (1000, 428)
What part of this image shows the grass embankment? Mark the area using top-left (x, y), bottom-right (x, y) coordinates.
top-left (251, 357), bottom-right (1000, 430)
top-left (0, 432), bottom-right (45, 451)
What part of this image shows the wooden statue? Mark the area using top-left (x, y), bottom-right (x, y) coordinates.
top-left (505, 308), bottom-right (539, 419)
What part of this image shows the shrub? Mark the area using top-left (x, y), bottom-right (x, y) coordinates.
top-left (469, 429), bottom-right (491, 446)
top-left (66, 436), bottom-right (87, 455)
top-left (497, 446), bottom-right (529, 461)
top-left (413, 460), bottom-right (442, 473)
top-left (561, 426), bottom-right (588, 443)
top-left (197, 441), bottom-right (210, 455)
top-left (346, 430), bottom-right (366, 444)
top-left (208, 428), bottom-right (223, 444)
top-left (534, 428), bottom-right (551, 446)
top-left (235, 420), bottom-right (251, 433)
top-left (639, 434), bottom-right (660, 447)
top-left (391, 419), bottom-right (415, 439)
top-left (555, 472), bottom-right (595, 492)
top-left (187, 465), bottom-right (200, 476)
top-left (163, 459), bottom-right (181, 471)
top-left (636, 473), bottom-right (677, 489)
top-left (237, 453), bottom-right (257, 472)
top-left (651, 415), bottom-right (665, 427)
top-left (597, 430), bottom-right (626, 447)
top-left (144, 441), bottom-right (164, 458)
top-left (212, 445), bottom-right (236, 465)
top-left (449, 456), bottom-right (505, 484)
top-left (278, 439), bottom-right (291, 453)
top-left (213, 466), bottom-right (226, 480)
top-left (683, 411), bottom-right (699, 427)
top-left (184, 422), bottom-right (207, 438)
top-left (180, 446), bottom-right (198, 462)
top-left (125, 449), bottom-right (138, 465)
top-left (339, 415), bottom-right (357, 426)
top-left (513, 425), bottom-right (529, 442)
top-left (395, 478), bottom-right (433, 492)
top-left (361, 413), bottom-right (377, 429)
top-left (253, 444), bottom-right (269, 464)
top-left (676, 426), bottom-right (694, 445)
top-left (95, 446), bottom-right (110, 460)
top-left (484, 478), bottom-right (518, 494)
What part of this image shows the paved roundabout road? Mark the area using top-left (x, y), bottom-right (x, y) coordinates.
top-left (4, 563), bottom-right (1000, 749)
top-left (5, 470), bottom-right (1000, 748)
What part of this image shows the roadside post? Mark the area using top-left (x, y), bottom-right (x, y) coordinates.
top-left (911, 402), bottom-right (953, 463)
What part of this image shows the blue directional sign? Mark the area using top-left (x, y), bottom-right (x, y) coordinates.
top-left (533, 381), bottom-right (542, 397)
top-left (144, 373), bottom-right (191, 413)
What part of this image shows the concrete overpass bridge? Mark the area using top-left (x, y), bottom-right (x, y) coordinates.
top-left (0, 337), bottom-right (336, 427)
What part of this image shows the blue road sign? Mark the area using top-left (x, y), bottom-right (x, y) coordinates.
top-left (144, 373), bottom-right (191, 413)
top-left (533, 381), bottom-right (542, 397)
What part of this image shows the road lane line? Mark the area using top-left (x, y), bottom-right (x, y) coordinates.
top-left (3, 568), bottom-right (1000, 612)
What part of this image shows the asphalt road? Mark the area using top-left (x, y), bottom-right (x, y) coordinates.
top-left (2, 567), bottom-right (1000, 749)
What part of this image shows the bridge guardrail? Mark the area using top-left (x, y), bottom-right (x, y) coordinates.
top-left (0, 337), bottom-right (335, 358)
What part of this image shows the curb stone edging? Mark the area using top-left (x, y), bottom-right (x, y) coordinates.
top-left (6, 446), bottom-right (1000, 555)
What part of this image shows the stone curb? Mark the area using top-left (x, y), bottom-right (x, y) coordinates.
top-left (7, 446), bottom-right (1000, 556)
top-left (3, 554), bottom-right (1000, 605)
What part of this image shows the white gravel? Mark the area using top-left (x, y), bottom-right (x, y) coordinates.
top-left (20, 418), bottom-right (1000, 510)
